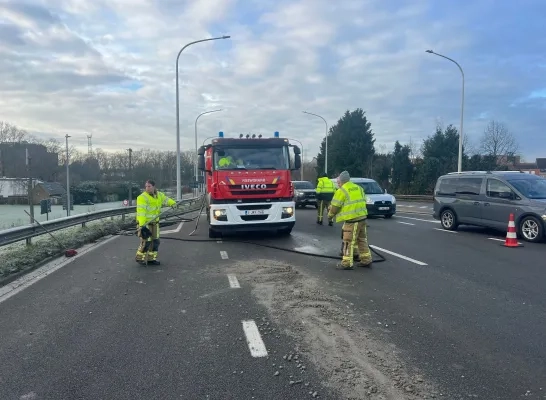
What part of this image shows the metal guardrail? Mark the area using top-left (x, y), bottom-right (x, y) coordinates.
top-left (0, 196), bottom-right (203, 248)
top-left (394, 195), bottom-right (434, 202)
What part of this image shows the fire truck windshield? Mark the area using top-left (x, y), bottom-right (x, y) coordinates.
top-left (214, 146), bottom-right (290, 170)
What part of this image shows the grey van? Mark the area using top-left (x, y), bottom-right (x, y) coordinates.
top-left (433, 171), bottom-right (546, 242)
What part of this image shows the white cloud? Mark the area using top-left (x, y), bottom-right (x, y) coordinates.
top-left (0, 0), bottom-right (545, 162)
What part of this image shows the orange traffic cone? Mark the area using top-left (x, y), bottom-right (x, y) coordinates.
top-left (501, 213), bottom-right (523, 247)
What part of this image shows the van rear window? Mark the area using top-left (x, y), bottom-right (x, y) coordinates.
top-left (436, 177), bottom-right (482, 196)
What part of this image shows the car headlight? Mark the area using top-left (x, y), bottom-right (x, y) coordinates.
top-left (213, 209), bottom-right (226, 217)
top-left (391, 195), bottom-right (396, 204)
top-left (295, 191), bottom-right (304, 197)
top-left (283, 207), bottom-right (294, 215)
top-left (366, 196), bottom-right (373, 204)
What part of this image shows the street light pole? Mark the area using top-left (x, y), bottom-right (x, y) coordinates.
top-left (302, 111), bottom-right (328, 175)
top-left (194, 109), bottom-right (223, 196)
top-left (65, 134), bottom-right (71, 217)
top-left (175, 35), bottom-right (231, 201)
top-left (127, 148), bottom-right (133, 206)
top-left (426, 49), bottom-right (465, 173)
top-left (286, 137), bottom-right (304, 180)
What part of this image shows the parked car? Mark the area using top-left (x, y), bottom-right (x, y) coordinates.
top-left (331, 177), bottom-right (396, 218)
top-left (292, 180), bottom-right (317, 208)
top-left (432, 171), bottom-right (546, 242)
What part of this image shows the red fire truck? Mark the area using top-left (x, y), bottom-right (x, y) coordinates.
top-left (197, 131), bottom-right (302, 238)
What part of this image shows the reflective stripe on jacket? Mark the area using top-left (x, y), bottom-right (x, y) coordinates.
top-left (330, 181), bottom-right (368, 222)
top-left (136, 191), bottom-right (176, 227)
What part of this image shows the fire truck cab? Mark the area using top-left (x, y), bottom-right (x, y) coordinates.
top-left (197, 131), bottom-right (301, 238)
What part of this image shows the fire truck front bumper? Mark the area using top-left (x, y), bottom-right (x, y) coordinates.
top-left (209, 201), bottom-right (296, 233)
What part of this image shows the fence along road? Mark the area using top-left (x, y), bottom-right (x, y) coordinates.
top-left (0, 195), bottom-right (202, 247)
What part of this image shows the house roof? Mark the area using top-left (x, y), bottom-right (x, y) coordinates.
top-left (39, 181), bottom-right (66, 196)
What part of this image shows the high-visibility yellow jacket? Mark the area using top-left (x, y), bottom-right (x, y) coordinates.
top-left (316, 177), bottom-right (335, 193)
top-left (136, 190), bottom-right (176, 227)
top-left (218, 156), bottom-right (243, 168)
top-left (316, 176), bottom-right (335, 201)
top-left (328, 181), bottom-right (368, 223)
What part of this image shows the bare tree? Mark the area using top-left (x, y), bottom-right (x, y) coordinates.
top-left (408, 137), bottom-right (421, 160)
top-left (480, 120), bottom-right (519, 163)
top-left (0, 121), bottom-right (28, 143)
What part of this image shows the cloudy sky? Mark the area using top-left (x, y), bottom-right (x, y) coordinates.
top-left (0, 0), bottom-right (545, 162)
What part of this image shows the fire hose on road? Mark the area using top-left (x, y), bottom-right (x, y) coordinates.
top-left (116, 197), bottom-right (387, 264)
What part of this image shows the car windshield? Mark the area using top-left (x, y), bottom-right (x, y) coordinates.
top-left (214, 146), bottom-right (289, 170)
top-left (294, 181), bottom-right (314, 190)
top-left (508, 177), bottom-right (546, 199)
top-left (355, 181), bottom-right (383, 194)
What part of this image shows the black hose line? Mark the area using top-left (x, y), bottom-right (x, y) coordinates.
top-left (115, 207), bottom-right (387, 263)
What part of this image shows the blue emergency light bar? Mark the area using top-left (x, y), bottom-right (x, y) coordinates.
top-left (274, 131), bottom-right (279, 138)
top-left (218, 131), bottom-right (224, 137)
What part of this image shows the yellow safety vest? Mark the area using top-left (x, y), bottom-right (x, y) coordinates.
top-left (316, 177), bottom-right (335, 193)
top-left (218, 157), bottom-right (233, 167)
top-left (330, 181), bottom-right (368, 222)
top-left (136, 191), bottom-right (176, 227)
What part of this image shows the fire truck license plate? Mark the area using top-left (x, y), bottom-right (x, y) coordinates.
top-left (245, 210), bottom-right (265, 215)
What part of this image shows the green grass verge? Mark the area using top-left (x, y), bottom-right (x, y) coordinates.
top-left (0, 201), bottom-right (202, 281)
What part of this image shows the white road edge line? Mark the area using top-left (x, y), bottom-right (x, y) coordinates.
top-left (488, 237), bottom-right (522, 245)
top-left (434, 228), bottom-right (457, 234)
top-left (0, 235), bottom-right (120, 304)
top-left (369, 245), bottom-right (428, 266)
top-left (396, 216), bottom-right (440, 224)
top-left (396, 221), bottom-right (415, 226)
top-left (227, 274), bottom-right (240, 288)
top-left (242, 320), bottom-right (268, 357)
top-left (220, 251), bottom-right (229, 259)
top-left (161, 221), bottom-right (184, 234)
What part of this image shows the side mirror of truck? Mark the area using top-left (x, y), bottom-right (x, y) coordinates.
top-left (294, 154), bottom-right (301, 170)
top-left (197, 146), bottom-right (207, 172)
top-left (292, 145), bottom-right (301, 155)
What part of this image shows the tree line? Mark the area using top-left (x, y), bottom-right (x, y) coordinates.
top-left (2, 113), bottom-right (521, 200)
top-left (313, 109), bottom-right (521, 194)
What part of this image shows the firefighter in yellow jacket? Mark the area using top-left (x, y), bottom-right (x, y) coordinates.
top-left (328, 171), bottom-right (372, 269)
top-left (315, 173), bottom-right (335, 226)
top-left (135, 179), bottom-right (177, 265)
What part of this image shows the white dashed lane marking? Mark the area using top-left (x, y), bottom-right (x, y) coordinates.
top-left (396, 221), bottom-right (415, 226)
top-left (242, 320), bottom-right (268, 358)
top-left (227, 274), bottom-right (240, 288)
top-left (220, 251), bottom-right (229, 259)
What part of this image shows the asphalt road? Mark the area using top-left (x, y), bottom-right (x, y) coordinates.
top-left (0, 205), bottom-right (544, 399)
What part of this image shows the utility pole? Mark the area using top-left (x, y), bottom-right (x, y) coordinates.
top-left (65, 134), bottom-right (71, 217)
top-left (26, 148), bottom-right (35, 244)
top-left (127, 148), bottom-right (133, 206)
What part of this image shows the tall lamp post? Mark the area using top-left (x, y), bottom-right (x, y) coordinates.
top-left (286, 137), bottom-right (304, 180)
top-left (302, 111), bottom-right (328, 175)
top-left (65, 134), bottom-right (71, 217)
top-left (425, 49), bottom-right (465, 173)
top-left (175, 35), bottom-right (231, 201)
top-left (194, 109), bottom-right (223, 196)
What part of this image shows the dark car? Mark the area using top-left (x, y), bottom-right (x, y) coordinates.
top-left (293, 180), bottom-right (317, 208)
